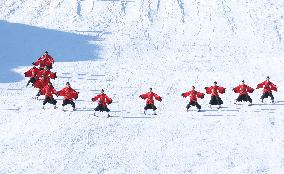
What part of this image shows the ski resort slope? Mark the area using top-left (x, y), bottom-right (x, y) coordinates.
top-left (1, 0), bottom-right (284, 173)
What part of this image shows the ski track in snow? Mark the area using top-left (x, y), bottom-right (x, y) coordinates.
top-left (0, 0), bottom-right (284, 173)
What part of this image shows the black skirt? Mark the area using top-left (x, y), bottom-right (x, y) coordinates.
top-left (209, 96), bottom-right (223, 105)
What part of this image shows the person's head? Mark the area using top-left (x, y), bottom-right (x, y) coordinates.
top-left (192, 86), bottom-right (195, 90)
top-left (266, 76), bottom-right (270, 81)
top-left (213, 81), bottom-right (217, 86)
top-left (241, 80), bottom-right (245, 84)
top-left (149, 88), bottom-right (153, 92)
top-left (66, 82), bottom-right (70, 87)
top-left (101, 89), bottom-right (105, 94)
top-left (45, 51), bottom-right (48, 55)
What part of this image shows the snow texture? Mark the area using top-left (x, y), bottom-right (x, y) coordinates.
top-left (0, 0), bottom-right (284, 173)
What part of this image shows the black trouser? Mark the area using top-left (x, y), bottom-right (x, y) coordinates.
top-left (43, 97), bottom-right (57, 105)
top-left (209, 96), bottom-right (223, 105)
top-left (261, 92), bottom-right (274, 101)
top-left (47, 65), bottom-right (52, 69)
top-left (27, 77), bottom-right (36, 86)
top-left (144, 104), bottom-right (157, 111)
top-left (36, 90), bottom-right (41, 97)
top-left (95, 104), bottom-right (110, 112)
top-left (62, 99), bottom-right (75, 108)
top-left (236, 94), bottom-right (252, 103)
top-left (186, 101), bottom-right (201, 110)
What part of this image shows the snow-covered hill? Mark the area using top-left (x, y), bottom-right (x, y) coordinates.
top-left (0, 0), bottom-right (284, 173)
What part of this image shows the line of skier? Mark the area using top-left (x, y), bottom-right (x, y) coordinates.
top-left (140, 77), bottom-right (277, 114)
top-left (24, 51), bottom-right (278, 116)
top-left (181, 78), bottom-right (277, 112)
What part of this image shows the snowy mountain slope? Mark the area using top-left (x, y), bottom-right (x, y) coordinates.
top-left (0, 0), bottom-right (284, 173)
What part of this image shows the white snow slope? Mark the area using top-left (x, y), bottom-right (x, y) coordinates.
top-left (1, 0), bottom-right (284, 173)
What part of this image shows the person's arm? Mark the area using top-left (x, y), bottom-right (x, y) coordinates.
top-left (270, 82), bottom-right (277, 91)
top-left (57, 89), bottom-right (64, 97)
top-left (154, 93), bottom-right (162, 101)
top-left (205, 87), bottom-right (212, 94)
top-left (247, 86), bottom-right (254, 93)
top-left (197, 92), bottom-right (205, 99)
top-left (52, 88), bottom-right (57, 95)
top-left (218, 86), bottom-right (226, 94)
top-left (232, 86), bottom-right (239, 93)
top-left (139, 93), bottom-right (147, 99)
top-left (92, 95), bottom-right (100, 102)
top-left (24, 68), bottom-right (32, 77)
top-left (256, 81), bottom-right (265, 89)
top-left (182, 91), bottom-right (191, 98)
top-left (105, 95), bottom-right (112, 104)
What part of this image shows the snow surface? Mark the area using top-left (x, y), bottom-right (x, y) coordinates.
top-left (0, 0), bottom-right (284, 173)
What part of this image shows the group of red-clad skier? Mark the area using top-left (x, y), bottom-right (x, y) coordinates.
top-left (24, 51), bottom-right (278, 116)
top-left (180, 78), bottom-right (277, 112)
top-left (140, 77), bottom-right (277, 114)
top-left (24, 51), bottom-right (113, 116)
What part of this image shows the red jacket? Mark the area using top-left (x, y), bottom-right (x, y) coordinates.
top-left (58, 87), bottom-right (79, 100)
top-left (40, 85), bottom-right (57, 98)
top-left (233, 85), bottom-right (254, 95)
top-left (92, 93), bottom-right (112, 106)
top-left (34, 78), bottom-right (50, 89)
top-left (38, 69), bottom-right (57, 79)
top-left (205, 86), bottom-right (226, 96)
top-left (24, 67), bottom-right (40, 78)
top-left (139, 92), bottom-right (162, 105)
top-left (34, 55), bottom-right (54, 68)
top-left (182, 90), bottom-right (204, 102)
top-left (257, 81), bottom-right (277, 93)
top-left (43, 54), bottom-right (55, 64)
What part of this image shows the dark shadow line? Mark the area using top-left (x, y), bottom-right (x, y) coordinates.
top-left (7, 88), bottom-right (22, 90)
top-left (123, 116), bottom-right (153, 118)
top-left (1, 108), bottom-right (20, 111)
top-left (91, 74), bottom-right (105, 77)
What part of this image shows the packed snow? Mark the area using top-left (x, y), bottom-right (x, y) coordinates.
top-left (0, 0), bottom-right (284, 173)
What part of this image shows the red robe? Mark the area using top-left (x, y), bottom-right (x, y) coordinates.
top-left (34, 54), bottom-right (54, 68)
top-left (205, 86), bottom-right (226, 96)
top-left (38, 69), bottom-right (57, 79)
top-left (40, 85), bottom-right (57, 98)
top-left (34, 78), bottom-right (50, 89)
top-left (24, 67), bottom-right (40, 78)
top-left (233, 84), bottom-right (254, 95)
top-left (182, 90), bottom-right (204, 102)
top-left (139, 92), bottom-right (162, 105)
top-left (58, 87), bottom-right (79, 100)
top-left (257, 81), bottom-right (277, 93)
top-left (92, 94), bottom-right (112, 106)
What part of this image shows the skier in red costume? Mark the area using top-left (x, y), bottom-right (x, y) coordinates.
top-left (34, 76), bottom-right (51, 98)
top-left (40, 82), bottom-right (57, 109)
top-left (92, 89), bottom-right (112, 117)
top-left (139, 88), bottom-right (162, 115)
top-left (233, 80), bottom-right (254, 105)
top-left (38, 66), bottom-right (57, 80)
top-left (24, 65), bottom-right (40, 87)
top-left (205, 81), bottom-right (226, 109)
top-left (182, 86), bottom-right (205, 112)
top-left (33, 51), bottom-right (55, 70)
top-left (256, 76), bottom-right (277, 103)
top-left (57, 82), bottom-right (79, 111)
